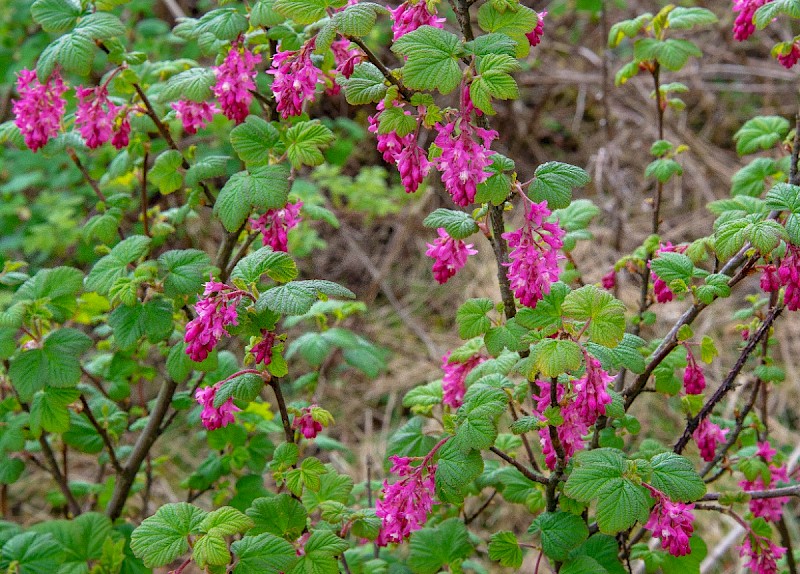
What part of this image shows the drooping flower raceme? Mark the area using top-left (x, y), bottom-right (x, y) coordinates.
top-left (13, 69), bottom-right (67, 152)
top-left (389, 0), bottom-right (446, 40)
top-left (293, 405), bottom-right (323, 439)
top-left (368, 102), bottom-right (430, 193)
top-left (503, 200), bottom-right (565, 308)
top-left (525, 11), bottom-right (546, 46)
top-left (644, 485), bottom-right (695, 557)
top-left (75, 85), bottom-right (119, 149)
top-left (195, 383), bottom-right (240, 430)
top-left (777, 42), bottom-right (800, 68)
top-left (572, 356), bottom-right (613, 423)
top-left (111, 115), bottom-right (131, 150)
top-left (184, 279), bottom-right (244, 362)
top-left (778, 245), bottom-right (800, 311)
top-left (739, 532), bottom-right (787, 574)
top-left (440, 351), bottom-right (485, 409)
top-left (268, 42), bottom-right (321, 119)
top-left (732, 0), bottom-right (772, 41)
top-left (172, 100), bottom-right (218, 134)
top-left (212, 42), bottom-right (261, 124)
top-left (376, 453), bottom-right (439, 545)
top-left (760, 264), bottom-right (782, 292)
top-left (683, 347), bottom-right (705, 395)
top-left (532, 380), bottom-right (589, 470)
top-left (250, 201), bottom-right (303, 252)
top-left (601, 269), bottom-right (616, 290)
top-left (251, 331), bottom-right (276, 365)
top-left (740, 441), bottom-right (791, 523)
top-left (651, 242), bottom-right (685, 304)
top-left (692, 418), bottom-right (728, 462)
top-left (425, 228), bottom-right (478, 284)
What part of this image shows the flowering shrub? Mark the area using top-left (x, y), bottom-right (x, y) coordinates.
top-left (1, 0), bottom-right (800, 573)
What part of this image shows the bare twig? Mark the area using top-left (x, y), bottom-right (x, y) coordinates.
top-left (489, 446), bottom-right (548, 485)
top-left (39, 435), bottom-right (82, 516)
top-left (80, 395), bottom-right (123, 474)
top-left (269, 378), bottom-right (295, 444)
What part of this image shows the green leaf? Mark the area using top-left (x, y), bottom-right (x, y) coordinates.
top-left (608, 14), bottom-right (651, 48)
top-left (258, 280), bottom-right (355, 315)
top-left (408, 518), bottom-right (474, 574)
top-left (528, 162), bottom-right (591, 210)
top-left (765, 182), bottom-right (800, 213)
top-left (232, 533), bottom-right (298, 574)
top-left (284, 121), bottom-right (335, 168)
top-left (731, 157), bottom-right (779, 197)
top-left (561, 284), bottom-right (626, 347)
top-left (648, 452), bottom-right (706, 502)
top-left (402, 380), bottom-right (443, 409)
top-left (392, 26), bottom-right (463, 94)
top-left (377, 105), bottom-right (417, 137)
top-left (288, 530), bottom-right (347, 574)
top-left (423, 208), bottom-right (479, 239)
top-left (9, 328), bottom-right (92, 401)
top-left (714, 219), bottom-right (749, 260)
top-left (435, 440), bottom-right (483, 503)
top-left (13, 266), bottom-right (83, 322)
top-left (488, 531), bottom-right (523, 568)
top-left (563, 448), bottom-right (626, 502)
top-left (529, 512), bottom-right (589, 561)
top-left (661, 536), bottom-right (707, 573)
top-left (568, 534), bottom-right (627, 574)
top-left (130, 503), bottom-right (207, 568)
top-left (650, 251), bottom-right (694, 284)
top-left (337, 62), bottom-right (387, 105)
top-left (645, 158), bottom-right (683, 183)
top-left (754, 0), bottom-right (800, 29)
top-left (456, 298), bottom-right (494, 338)
top-left (595, 478), bottom-right (650, 534)
top-left (230, 116), bottom-right (281, 166)
top-left (85, 235), bottom-right (152, 295)
top-left (251, 0), bottom-right (285, 26)
top-left (633, 38), bottom-right (702, 71)
top-left (477, 2), bottom-right (538, 57)
top-left (464, 33), bottom-right (518, 57)
top-left (470, 53), bottom-right (520, 115)
top-left (74, 11), bottom-right (126, 39)
top-left (214, 165), bottom-right (291, 232)
top-left (193, 533), bottom-right (229, 567)
top-left (561, 556), bottom-right (610, 574)
top-left (158, 249), bottom-right (211, 297)
top-left (273, 0), bottom-right (327, 24)
top-left (149, 150), bottom-right (184, 194)
top-left (231, 247), bottom-right (298, 284)
top-left (666, 7), bottom-right (718, 29)
top-left (31, 0), bottom-right (81, 33)
top-left (734, 116), bottom-right (790, 156)
top-left (745, 219), bottom-right (788, 254)
top-left (452, 385), bottom-right (507, 452)
top-left (0, 532), bottom-right (65, 574)
top-left (37, 31), bottom-right (96, 78)
top-left (109, 299), bottom-right (173, 349)
top-left (484, 318), bottom-right (528, 356)
top-left (29, 387), bottom-right (79, 436)
top-left (213, 373), bottom-right (264, 407)
top-left (159, 67), bottom-right (216, 103)
top-left (333, 3), bottom-right (386, 36)
top-left (387, 416), bottom-right (438, 458)
top-left (533, 339), bottom-right (582, 378)
top-left (200, 506), bottom-right (254, 536)
top-left (196, 8), bottom-right (248, 41)
top-left (247, 495), bottom-right (308, 539)
top-left (0, 459), bottom-right (24, 485)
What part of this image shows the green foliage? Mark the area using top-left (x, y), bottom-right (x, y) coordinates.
top-left (527, 162), bottom-right (591, 210)
top-left (392, 26), bottom-right (463, 94)
top-left (529, 512), bottom-right (589, 561)
top-left (734, 116), bottom-right (790, 155)
top-left (408, 519), bottom-right (474, 574)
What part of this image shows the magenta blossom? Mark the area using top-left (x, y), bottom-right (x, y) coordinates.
top-left (368, 101), bottom-right (429, 193)
top-left (760, 264), bottom-right (781, 292)
top-left (572, 356), bottom-right (613, 423)
top-left (184, 278), bottom-right (244, 362)
top-left (213, 42), bottom-right (261, 123)
top-left (525, 11), bottom-right (546, 47)
top-left (739, 532), bottom-right (786, 574)
top-left (250, 201), bottom-right (303, 252)
top-left (268, 41), bottom-right (321, 119)
top-left (172, 100), bottom-right (218, 134)
top-left (692, 418), bottom-right (728, 462)
top-left (683, 348), bottom-right (705, 395)
top-left (440, 351), bottom-right (485, 409)
top-left (601, 269), bottom-right (616, 289)
top-left (111, 115), bottom-right (131, 149)
top-left (425, 229), bottom-right (478, 284)
top-left (293, 405), bottom-right (323, 439)
top-left (740, 442), bottom-right (790, 522)
top-left (75, 85), bottom-right (119, 149)
top-left (13, 69), bottom-right (67, 151)
top-left (651, 242), bottom-right (686, 303)
top-left (778, 245), bottom-right (800, 311)
top-left (533, 380), bottom-right (588, 470)
top-left (732, 0), bottom-right (772, 41)
top-left (502, 200), bottom-right (565, 308)
top-left (195, 383), bottom-right (240, 430)
top-left (777, 43), bottom-right (800, 68)
top-left (389, 1), bottom-right (446, 41)
top-left (644, 485), bottom-right (695, 557)
top-left (251, 331), bottom-right (276, 365)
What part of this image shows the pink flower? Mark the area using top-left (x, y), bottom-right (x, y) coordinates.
top-left (650, 242), bottom-right (685, 303)
top-left (601, 269), bottom-right (616, 289)
top-left (425, 229), bottom-right (478, 284)
top-left (388, 1), bottom-right (446, 41)
top-left (432, 113), bottom-right (497, 206)
top-left (74, 85), bottom-right (119, 149)
top-left (12, 69), bottom-right (67, 152)
top-left (376, 454), bottom-right (437, 545)
top-left (330, 38), bottom-right (362, 85)
top-left (644, 486), bottom-right (695, 557)
top-left (440, 351), bottom-right (485, 409)
top-left (251, 331), bottom-right (275, 365)
top-left (778, 245), bottom-right (800, 311)
top-left (533, 380), bottom-right (588, 470)
top-left (172, 100), bottom-right (218, 134)
top-left (184, 279), bottom-right (244, 362)
top-left (733, 0), bottom-right (771, 41)
top-left (111, 115), bottom-right (131, 149)
top-left (572, 356), bottom-right (613, 423)
top-left (692, 418), bottom-right (728, 462)
top-left (739, 532), bottom-right (786, 574)
top-left (777, 43), bottom-right (800, 68)
top-left (195, 383), bottom-right (240, 430)
top-left (683, 349), bottom-right (705, 395)
top-left (213, 42), bottom-right (261, 123)
top-left (293, 405), bottom-right (323, 439)
top-left (760, 264), bottom-right (781, 292)
top-left (525, 11), bottom-right (546, 47)
top-left (396, 141), bottom-right (431, 193)
top-left (502, 200), bottom-right (565, 308)
top-left (756, 441), bottom-right (777, 462)
top-left (250, 201), bottom-right (303, 252)
top-left (741, 442), bottom-right (790, 522)
top-left (268, 42), bottom-right (321, 119)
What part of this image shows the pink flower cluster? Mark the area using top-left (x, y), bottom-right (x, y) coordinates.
top-left (172, 100), bottom-right (218, 134)
top-left (368, 102), bottom-right (430, 193)
top-left (293, 405), bottom-right (323, 439)
top-left (195, 382), bottom-right (240, 430)
top-left (692, 418), bottom-right (728, 462)
top-left (112, 115), bottom-right (131, 149)
top-left (432, 110), bottom-right (498, 206)
top-left (251, 331), bottom-right (276, 365)
top-left (740, 442), bottom-right (790, 523)
top-left (683, 347), bottom-right (705, 394)
top-left (740, 532), bottom-right (786, 574)
top-left (376, 454), bottom-right (437, 545)
top-left (777, 43), bottom-right (800, 68)
top-left (502, 200), bottom-right (565, 308)
top-left (644, 485), bottom-right (695, 557)
top-left (268, 42), bottom-right (321, 119)
top-left (601, 269), bottom-right (616, 290)
top-left (250, 201), bottom-right (303, 252)
top-left (328, 38), bottom-right (362, 92)
top-left (440, 351), bottom-right (485, 409)
top-left (184, 279), bottom-right (244, 362)
top-left (75, 85), bottom-right (120, 149)
top-left (525, 11), bottom-right (546, 47)
top-left (213, 42), bottom-right (261, 123)
top-left (532, 357), bottom-right (611, 469)
top-left (425, 229), bottom-right (478, 284)
top-left (732, 0), bottom-right (771, 41)
top-left (13, 69), bottom-right (67, 151)
top-left (761, 246), bottom-right (800, 310)
top-left (650, 242), bottom-right (687, 304)
top-left (388, 0), bottom-right (445, 41)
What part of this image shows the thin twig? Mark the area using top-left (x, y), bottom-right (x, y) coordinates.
top-left (348, 37), bottom-right (412, 101)
top-left (489, 446), bottom-right (548, 485)
top-left (39, 435), bottom-right (82, 516)
top-left (141, 146), bottom-right (150, 237)
top-left (269, 378), bottom-right (295, 444)
top-left (80, 395), bottom-right (123, 474)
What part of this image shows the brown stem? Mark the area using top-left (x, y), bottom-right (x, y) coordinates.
top-left (68, 148), bottom-right (107, 202)
top-left (701, 483), bottom-right (800, 501)
top-left (776, 516), bottom-right (798, 574)
top-left (488, 205), bottom-right (517, 319)
top-left (507, 399), bottom-right (540, 473)
top-left (489, 446), bottom-right (548, 485)
top-left (269, 378), bottom-right (295, 444)
top-left (216, 222), bottom-right (247, 281)
top-left (141, 146), bottom-right (150, 237)
top-left (80, 395), bottom-right (123, 474)
top-left (545, 378), bottom-right (566, 513)
top-left (465, 489), bottom-right (498, 525)
top-left (39, 435), bottom-right (82, 516)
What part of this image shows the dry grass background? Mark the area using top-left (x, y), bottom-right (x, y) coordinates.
top-left (6, 1), bottom-right (800, 572)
